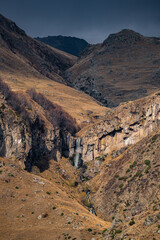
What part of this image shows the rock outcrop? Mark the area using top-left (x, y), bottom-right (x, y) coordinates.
top-left (73, 93), bottom-right (160, 163)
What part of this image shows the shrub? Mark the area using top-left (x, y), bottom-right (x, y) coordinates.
top-left (144, 160), bottom-right (150, 166)
top-left (136, 171), bottom-right (142, 177)
top-left (114, 203), bottom-right (118, 209)
top-left (119, 176), bottom-right (128, 180)
top-left (8, 173), bottom-right (14, 177)
top-left (129, 220), bottom-right (135, 226)
top-left (153, 205), bottom-right (157, 211)
top-left (88, 228), bottom-right (92, 232)
top-left (126, 200), bottom-right (130, 207)
top-left (145, 166), bottom-right (151, 174)
top-left (102, 228), bottom-right (108, 234)
top-left (115, 229), bottom-right (122, 234)
top-left (119, 183), bottom-right (124, 189)
top-left (151, 135), bottom-right (158, 143)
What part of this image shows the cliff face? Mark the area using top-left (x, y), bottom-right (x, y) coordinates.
top-left (73, 93), bottom-right (160, 163)
top-left (0, 90), bottom-right (73, 171)
top-left (1, 86), bottom-right (160, 173)
top-left (0, 94), bottom-right (31, 163)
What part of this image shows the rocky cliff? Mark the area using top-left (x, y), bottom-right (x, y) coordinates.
top-left (0, 81), bottom-right (75, 171)
top-left (72, 93), bottom-right (160, 165)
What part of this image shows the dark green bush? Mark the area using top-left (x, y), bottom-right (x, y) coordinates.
top-left (129, 220), bottom-right (135, 226)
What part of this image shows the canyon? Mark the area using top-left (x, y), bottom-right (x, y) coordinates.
top-left (0, 13), bottom-right (160, 240)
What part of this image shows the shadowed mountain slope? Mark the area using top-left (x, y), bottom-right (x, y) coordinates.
top-left (35, 35), bottom-right (89, 56)
top-left (0, 14), bottom-right (77, 82)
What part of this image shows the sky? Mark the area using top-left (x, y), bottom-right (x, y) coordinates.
top-left (0, 0), bottom-right (160, 43)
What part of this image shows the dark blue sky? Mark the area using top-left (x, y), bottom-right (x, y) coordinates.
top-left (1, 0), bottom-right (160, 43)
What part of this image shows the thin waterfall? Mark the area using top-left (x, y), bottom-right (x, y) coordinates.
top-left (73, 138), bottom-right (82, 168)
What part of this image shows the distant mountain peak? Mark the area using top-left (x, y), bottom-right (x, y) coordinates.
top-left (103, 29), bottom-right (144, 48)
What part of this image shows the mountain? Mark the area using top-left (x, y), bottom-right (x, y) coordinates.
top-left (0, 14), bottom-right (77, 83)
top-left (35, 35), bottom-right (89, 56)
top-left (0, 14), bottom-right (160, 240)
top-left (0, 13), bottom-right (108, 126)
top-left (65, 29), bottom-right (160, 107)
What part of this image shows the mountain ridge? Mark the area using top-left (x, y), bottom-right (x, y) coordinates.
top-left (35, 35), bottom-right (89, 56)
top-left (65, 28), bottom-right (160, 107)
